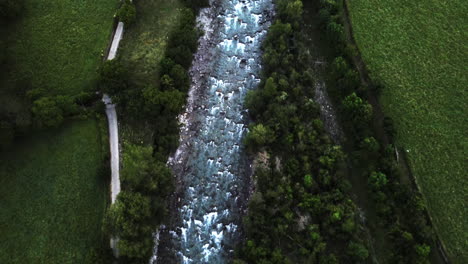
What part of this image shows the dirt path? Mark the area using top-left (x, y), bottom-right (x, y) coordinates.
top-left (102, 19), bottom-right (125, 258)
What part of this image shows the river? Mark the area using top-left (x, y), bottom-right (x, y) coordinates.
top-left (156, 0), bottom-right (273, 263)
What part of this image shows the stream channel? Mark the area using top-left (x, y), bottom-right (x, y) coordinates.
top-left (154, 0), bottom-right (371, 263)
top-left (156, 0), bottom-right (273, 263)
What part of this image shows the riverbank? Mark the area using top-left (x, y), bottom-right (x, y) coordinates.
top-left (102, 0), bottom-right (210, 262)
top-left (309, 0), bottom-right (448, 263)
top-left (339, 0), bottom-right (451, 262)
top-left (157, 0), bottom-right (275, 262)
top-left (234, 1), bottom-right (376, 262)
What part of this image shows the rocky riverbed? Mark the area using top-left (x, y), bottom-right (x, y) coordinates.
top-left (155, 0), bottom-right (274, 263)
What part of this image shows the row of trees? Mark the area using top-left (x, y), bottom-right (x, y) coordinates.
top-left (235, 0), bottom-right (371, 262)
top-left (319, 0), bottom-right (434, 263)
top-left (103, 143), bottom-right (173, 262)
top-left (0, 0), bottom-right (102, 150)
top-left (100, 1), bottom-right (208, 263)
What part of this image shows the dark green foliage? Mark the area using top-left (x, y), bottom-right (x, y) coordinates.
top-left (121, 143), bottom-right (173, 196)
top-left (117, 0), bottom-right (136, 25)
top-left (237, 1), bottom-right (369, 262)
top-left (31, 96), bottom-right (79, 128)
top-left (244, 124), bottom-right (275, 151)
top-left (105, 191), bottom-right (154, 261)
top-left (103, 2), bottom-right (203, 263)
top-left (347, 241), bottom-right (369, 261)
top-left (105, 143), bottom-right (173, 262)
top-left (180, 0), bottom-right (209, 11)
top-left (317, 0), bottom-right (436, 262)
top-left (341, 92), bottom-right (372, 138)
top-left (98, 59), bottom-right (129, 96)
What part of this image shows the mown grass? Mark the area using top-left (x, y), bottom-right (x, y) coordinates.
top-left (347, 0), bottom-right (467, 261)
top-left (0, 119), bottom-right (108, 263)
top-left (3, 0), bottom-right (117, 96)
top-left (118, 0), bottom-right (183, 87)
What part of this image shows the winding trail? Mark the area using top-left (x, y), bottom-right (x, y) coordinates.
top-left (103, 20), bottom-right (125, 257)
top-left (102, 94), bottom-right (120, 204)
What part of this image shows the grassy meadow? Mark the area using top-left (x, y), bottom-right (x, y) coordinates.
top-left (118, 0), bottom-right (183, 86)
top-left (3, 0), bottom-right (117, 96)
top-left (347, 0), bottom-right (467, 261)
top-left (0, 119), bottom-right (108, 263)
top-left (0, 0), bottom-right (117, 262)
top-left (118, 0), bottom-right (183, 144)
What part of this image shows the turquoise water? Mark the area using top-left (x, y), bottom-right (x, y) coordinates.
top-left (161, 0), bottom-right (273, 263)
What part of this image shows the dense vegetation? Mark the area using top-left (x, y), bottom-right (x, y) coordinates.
top-left (236, 0), bottom-right (444, 263)
top-left (319, 0), bottom-right (441, 262)
top-left (0, 120), bottom-right (109, 263)
top-left (235, 0), bottom-right (371, 262)
top-left (346, 0), bottom-right (467, 261)
top-left (101, 0), bottom-right (208, 262)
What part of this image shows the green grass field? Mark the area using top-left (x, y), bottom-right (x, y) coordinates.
top-left (347, 0), bottom-right (467, 261)
top-left (0, 119), bottom-right (108, 263)
top-left (3, 0), bottom-right (117, 96)
top-left (0, 0), bottom-right (117, 262)
top-left (118, 0), bottom-right (182, 86)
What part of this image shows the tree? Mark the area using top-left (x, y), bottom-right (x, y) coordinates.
top-left (117, 0), bottom-right (136, 25)
top-left (167, 45), bottom-right (193, 69)
top-left (277, 0), bottom-right (303, 25)
top-left (106, 191), bottom-right (152, 236)
top-left (360, 136), bottom-right (379, 152)
top-left (121, 143), bottom-right (173, 196)
top-left (160, 74), bottom-right (174, 90)
top-left (98, 59), bottom-right (128, 96)
top-left (342, 92), bottom-right (373, 135)
top-left (303, 174), bottom-right (313, 188)
top-left (368, 171), bottom-right (388, 191)
top-left (245, 123), bottom-right (275, 150)
top-left (31, 97), bottom-right (63, 128)
top-left (105, 191), bottom-right (155, 261)
top-left (347, 241), bottom-right (369, 261)
top-left (170, 64), bottom-right (190, 92)
top-left (414, 244), bottom-right (431, 259)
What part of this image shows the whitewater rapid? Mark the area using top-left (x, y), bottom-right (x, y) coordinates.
top-left (157, 0), bottom-right (274, 263)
